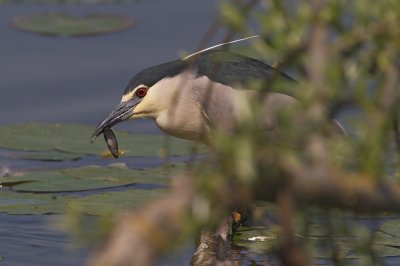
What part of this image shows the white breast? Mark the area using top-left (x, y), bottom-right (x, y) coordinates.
top-left (145, 71), bottom-right (300, 141)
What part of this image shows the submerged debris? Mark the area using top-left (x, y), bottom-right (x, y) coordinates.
top-left (103, 127), bottom-right (119, 158)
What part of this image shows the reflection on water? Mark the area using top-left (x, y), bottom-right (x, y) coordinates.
top-left (230, 244), bottom-right (279, 266)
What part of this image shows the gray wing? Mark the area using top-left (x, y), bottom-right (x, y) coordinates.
top-left (191, 80), bottom-right (301, 133)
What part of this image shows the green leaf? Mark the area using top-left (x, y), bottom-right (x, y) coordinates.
top-left (18, 151), bottom-right (82, 161)
top-left (0, 164), bottom-right (175, 192)
top-left (233, 226), bottom-right (278, 251)
top-left (67, 189), bottom-right (166, 216)
top-left (0, 188), bottom-right (166, 215)
top-left (374, 219), bottom-right (400, 256)
top-left (0, 123), bottom-right (58, 151)
top-left (11, 12), bottom-right (134, 37)
top-left (0, 189), bottom-right (67, 214)
top-left (0, 123), bottom-right (205, 158)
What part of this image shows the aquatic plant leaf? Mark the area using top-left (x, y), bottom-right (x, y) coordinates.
top-left (57, 131), bottom-right (204, 157)
top-left (0, 189), bottom-right (67, 214)
top-left (233, 226), bottom-right (278, 251)
top-left (0, 164), bottom-right (171, 192)
top-left (18, 151), bottom-right (82, 161)
top-left (0, 123), bottom-right (205, 157)
top-left (0, 188), bottom-right (165, 215)
top-left (67, 189), bottom-right (166, 216)
top-left (232, 218), bottom-right (400, 259)
top-left (0, 123), bottom-right (58, 151)
top-left (11, 12), bottom-right (134, 37)
top-left (373, 219), bottom-right (400, 256)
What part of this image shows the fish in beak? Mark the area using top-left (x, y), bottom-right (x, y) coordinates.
top-left (91, 98), bottom-right (141, 158)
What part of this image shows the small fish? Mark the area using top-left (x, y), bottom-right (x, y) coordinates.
top-left (103, 127), bottom-right (119, 158)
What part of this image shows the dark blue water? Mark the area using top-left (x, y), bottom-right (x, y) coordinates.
top-left (0, 214), bottom-right (88, 266)
top-left (0, 1), bottom-right (220, 128)
top-left (0, 1), bottom-right (219, 265)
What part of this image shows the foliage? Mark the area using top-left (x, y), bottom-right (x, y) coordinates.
top-left (87, 0), bottom-right (400, 264)
top-left (188, 0), bottom-right (400, 265)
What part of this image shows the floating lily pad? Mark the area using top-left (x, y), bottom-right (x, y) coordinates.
top-left (0, 123), bottom-right (205, 158)
top-left (0, 162), bottom-right (182, 215)
top-left (0, 188), bottom-right (165, 215)
top-left (0, 189), bottom-right (67, 214)
top-left (233, 226), bottom-right (277, 251)
top-left (11, 12), bottom-right (134, 37)
top-left (232, 218), bottom-right (400, 260)
top-left (68, 189), bottom-right (165, 216)
top-left (18, 151), bottom-right (82, 161)
top-left (0, 164), bottom-right (175, 192)
top-left (374, 219), bottom-right (400, 256)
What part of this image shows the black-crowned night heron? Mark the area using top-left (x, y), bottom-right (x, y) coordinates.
top-left (91, 45), bottom-right (345, 147)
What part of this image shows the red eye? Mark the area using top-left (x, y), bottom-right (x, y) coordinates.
top-left (135, 87), bottom-right (148, 98)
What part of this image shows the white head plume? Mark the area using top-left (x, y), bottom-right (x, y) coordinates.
top-left (184, 35), bottom-right (260, 60)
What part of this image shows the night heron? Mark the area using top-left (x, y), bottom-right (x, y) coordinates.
top-left (91, 40), bottom-right (345, 145)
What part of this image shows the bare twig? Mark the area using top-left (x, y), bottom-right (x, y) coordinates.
top-left (88, 178), bottom-right (195, 266)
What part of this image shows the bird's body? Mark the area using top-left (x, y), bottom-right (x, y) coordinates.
top-left (92, 49), bottom-right (343, 145)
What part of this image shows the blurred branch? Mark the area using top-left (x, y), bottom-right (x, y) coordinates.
top-left (276, 187), bottom-right (309, 266)
top-left (89, 176), bottom-right (237, 266)
top-left (256, 161), bottom-right (400, 212)
top-left (393, 115), bottom-right (400, 155)
top-left (89, 159), bottom-right (400, 266)
top-left (88, 177), bottom-right (196, 266)
top-left (87, 1), bottom-right (400, 265)
top-left (307, 14), bottom-right (328, 101)
top-left (329, 19), bottom-right (397, 56)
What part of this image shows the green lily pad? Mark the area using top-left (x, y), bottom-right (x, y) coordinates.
top-left (58, 132), bottom-right (202, 157)
top-left (0, 164), bottom-right (174, 192)
top-left (233, 226), bottom-right (277, 251)
top-left (0, 189), bottom-right (67, 214)
top-left (11, 12), bottom-right (134, 37)
top-left (232, 218), bottom-right (400, 259)
top-left (0, 188), bottom-right (165, 215)
top-left (0, 123), bottom-right (205, 158)
top-left (18, 151), bottom-right (82, 161)
top-left (68, 189), bottom-right (165, 216)
top-left (373, 219), bottom-right (400, 256)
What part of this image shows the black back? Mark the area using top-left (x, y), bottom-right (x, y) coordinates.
top-left (124, 50), bottom-right (295, 94)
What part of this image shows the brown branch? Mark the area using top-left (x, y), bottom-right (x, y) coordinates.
top-left (88, 178), bottom-right (196, 266)
top-left (393, 115), bottom-right (400, 155)
top-left (255, 163), bottom-right (400, 213)
top-left (88, 159), bottom-right (400, 266)
top-left (276, 188), bottom-right (309, 266)
top-left (88, 177), bottom-right (236, 266)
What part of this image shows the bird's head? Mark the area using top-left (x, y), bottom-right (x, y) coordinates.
top-left (91, 59), bottom-right (188, 141)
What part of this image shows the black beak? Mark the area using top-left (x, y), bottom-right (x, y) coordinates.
top-left (91, 99), bottom-right (140, 141)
